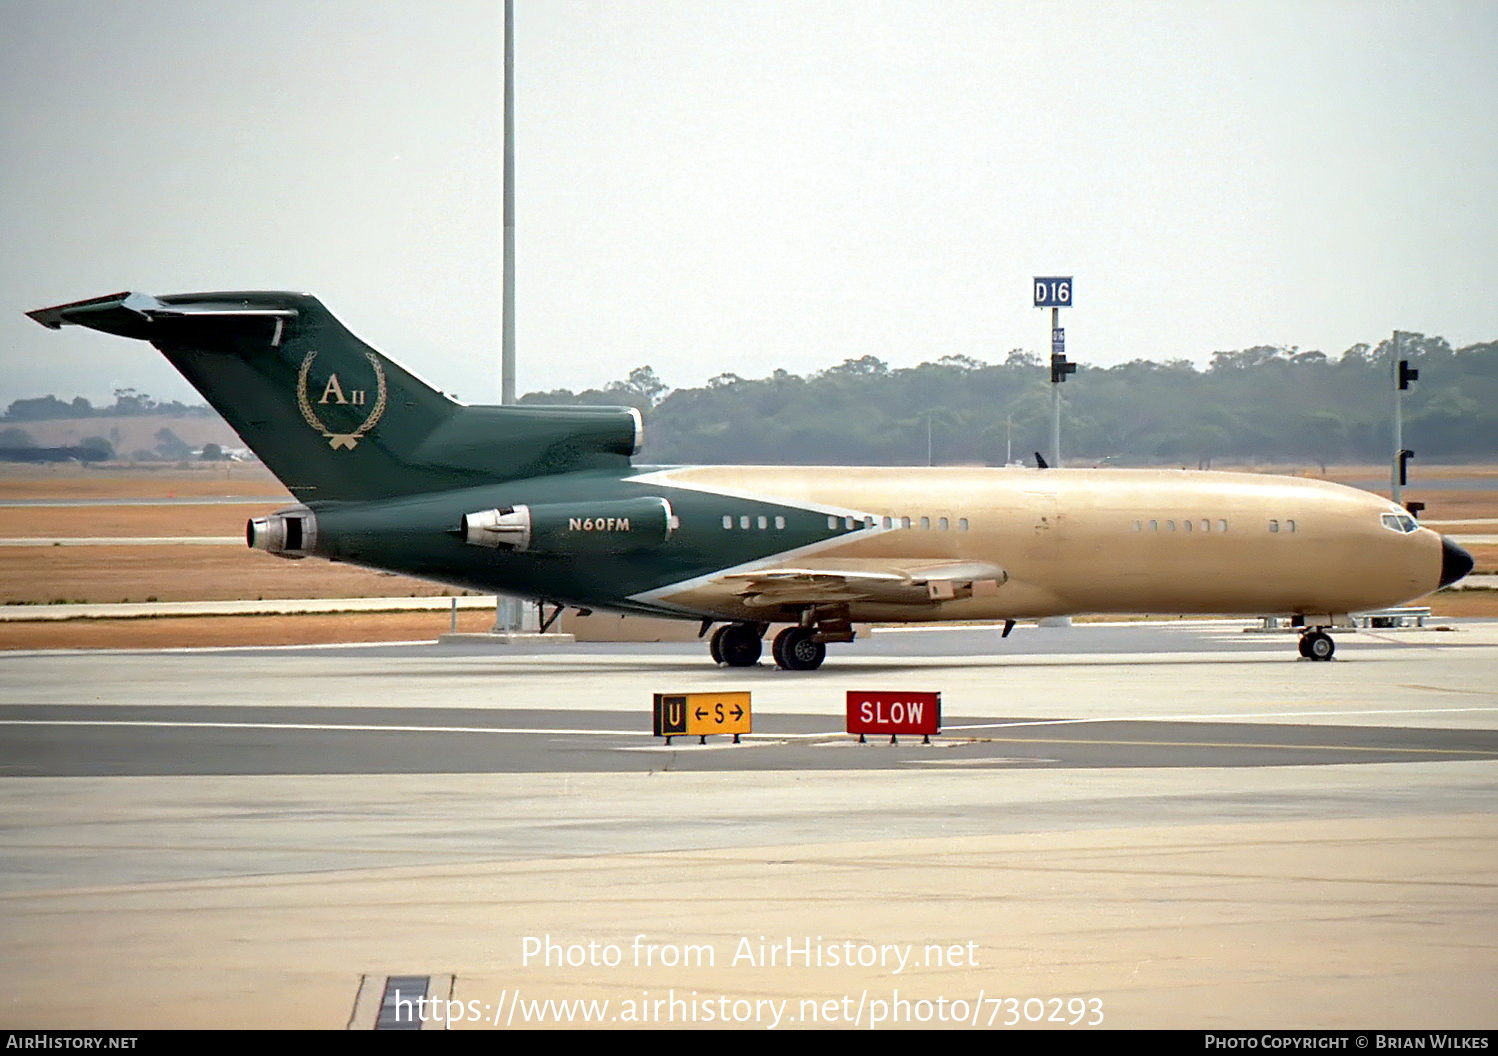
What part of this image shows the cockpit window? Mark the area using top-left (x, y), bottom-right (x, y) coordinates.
top-left (1380, 513), bottom-right (1418, 534)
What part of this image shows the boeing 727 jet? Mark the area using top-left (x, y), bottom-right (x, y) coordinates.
top-left (29, 291), bottom-right (1473, 668)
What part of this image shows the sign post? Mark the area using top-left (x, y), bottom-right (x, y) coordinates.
top-left (1033, 277), bottom-right (1075, 467)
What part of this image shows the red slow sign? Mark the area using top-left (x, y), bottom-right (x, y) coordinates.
top-left (845, 691), bottom-right (941, 736)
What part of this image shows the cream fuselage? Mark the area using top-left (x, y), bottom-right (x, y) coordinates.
top-left (641, 466), bottom-right (1442, 623)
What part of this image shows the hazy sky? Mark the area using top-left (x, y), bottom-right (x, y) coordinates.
top-left (2, 0), bottom-right (1496, 409)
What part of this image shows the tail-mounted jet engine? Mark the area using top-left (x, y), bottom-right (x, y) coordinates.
top-left (247, 506), bottom-right (318, 559)
top-left (462, 497), bottom-right (675, 554)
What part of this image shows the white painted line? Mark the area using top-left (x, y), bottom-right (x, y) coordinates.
top-left (872, 618), bottom-right (1258, 633)
top-left (0, 640), bottom-right (441, 657)
top-left (616, 739), bottom-right (782, 752)
top-left (0, 596), bottom-right (495, 621)
top-left (943, 705), bottom-right (1498, 732)
top-left (0, 719), bottom-right (646, 737)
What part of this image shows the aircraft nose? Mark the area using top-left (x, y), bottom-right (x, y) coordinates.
top-left (1438, 535), bottom-right (1474, 589)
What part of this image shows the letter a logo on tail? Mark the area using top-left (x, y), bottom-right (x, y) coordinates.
top-left (297, 350), bottom-right (387, 449)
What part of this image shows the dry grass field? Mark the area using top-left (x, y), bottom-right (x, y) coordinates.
top-left (0, 609), bottom-right (498, 651)
top-left (0, 547), bottom-right (471, 605)
top-left (1, 461), bottom-right (1494, 651)
top-left (0, 460), bottom-right (285, 497)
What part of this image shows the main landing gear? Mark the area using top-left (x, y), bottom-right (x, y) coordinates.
top-left (709, 622), bottom-right (764, 667)
top-left (771, 626), bottom-right (826, 671)
top-left (1297, 629), bottom-right (1336, 661)
top-left (707, 613), bottom-right (852, 671)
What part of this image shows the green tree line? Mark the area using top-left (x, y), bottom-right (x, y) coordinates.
top-left (522, 334), bottom-right (1498, 466)
top-left (9, 336), bottom-right (1495, 465)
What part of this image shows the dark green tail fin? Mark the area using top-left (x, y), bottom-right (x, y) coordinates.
top-left (29, 291), bottom-right (640, 502)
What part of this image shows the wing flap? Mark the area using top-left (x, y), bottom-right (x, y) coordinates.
top-left (723, 559), bottom-right (1007, 607)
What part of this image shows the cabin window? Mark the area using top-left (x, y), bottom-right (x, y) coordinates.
top-left (827, 516), bottom-right (837, 530)
top-left (1201, 520), bottom-right (1210, 532)
top-left (938, 517), bottom-right (950, 531)
top-left (901, 516), bottom-right (912, 529)
top-left (883, 516), bottom-right (893, 529)
top-left (1133, 520), bottom-right (1142, 532)
top-left (845, 517), bottom-right (856, 530)
top-left (1269, 519), bottom-right (1279, 533)
top-left (1218, 519), bottom-right (1228, 533)
top-left (958, 518), bottom-right (969, 531)
top-left (722, 515), bottom-right (732, 530)
top-left (1166, 520), bottom-right (1176, 531)
top-left (920, 516), bottom-right (931, 530)
top-left (775, 516), bottom-right (785, 530)
top-left (757, 516), bottom-right (768, 530)
top-left (1183, 519), bottom-right (1193, 532)
top-left (1286, 519), bottom-right (1296, 533)
top-left (740, 515), bottom-right (751, 530)
top-left (1149, 519), bottom-right (1158, 532)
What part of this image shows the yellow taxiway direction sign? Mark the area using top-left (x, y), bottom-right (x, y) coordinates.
top-left (653, 692), bottom-right (752, 741)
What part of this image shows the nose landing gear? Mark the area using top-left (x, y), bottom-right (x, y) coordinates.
top-left (1298, 629), bottom-right (1336, 661)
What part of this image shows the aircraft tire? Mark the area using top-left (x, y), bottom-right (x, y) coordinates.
top-left (773, 627), bottom-right (826, 671)
top-left (717, 623), bottom-right (762, 667)
top-left (709, 625), bottom-right (727, 665)
top-left (1301, 630), bottom-right (1335, 662)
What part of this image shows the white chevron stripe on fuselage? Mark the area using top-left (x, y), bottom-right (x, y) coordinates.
top-left (624, 466), bottom-right (895, 613)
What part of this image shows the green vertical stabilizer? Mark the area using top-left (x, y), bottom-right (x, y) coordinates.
top-left (28, 291), bottom-right (640, 503)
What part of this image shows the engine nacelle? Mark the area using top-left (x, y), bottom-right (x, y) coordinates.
top-left (461, 497), bottom-right (674, 554)
top-left (246, 506), bottom-right (318, 559)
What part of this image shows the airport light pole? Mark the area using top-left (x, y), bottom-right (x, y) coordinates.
top-left (502, 0), bottom-right (516, 407)
top-left (1390, 329), bottom-right (1419, 509)
top-left (495, 0), bottom-right (524, 632)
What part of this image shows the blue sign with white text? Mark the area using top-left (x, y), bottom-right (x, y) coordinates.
top-left (1033, 277), bottom-right (1073, 307)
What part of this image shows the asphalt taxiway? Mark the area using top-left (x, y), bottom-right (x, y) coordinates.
top-left (2, 620), bottom-right (1495, 1029)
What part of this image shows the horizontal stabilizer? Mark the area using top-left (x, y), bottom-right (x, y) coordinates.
top-left (28, 292), bottom-right (297, 342)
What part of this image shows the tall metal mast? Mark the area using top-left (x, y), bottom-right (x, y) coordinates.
top-left (494, 0), bottom-right (523, 633)
top-left (502, 0), bottom-right (516, 405)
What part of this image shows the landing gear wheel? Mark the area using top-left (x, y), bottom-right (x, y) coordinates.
top-left (714, 623), bottom-right (762, 667)
top-left (772, 627), bottom-right (826, 671)
top-left (1300, 630), bottom-right (1335, 661)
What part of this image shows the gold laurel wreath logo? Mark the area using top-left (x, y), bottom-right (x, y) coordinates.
top-left (296, 350), bottom-right (387, 450)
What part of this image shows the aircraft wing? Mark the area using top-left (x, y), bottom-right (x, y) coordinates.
top-left (721, 559), bottom-right (1007, 608)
